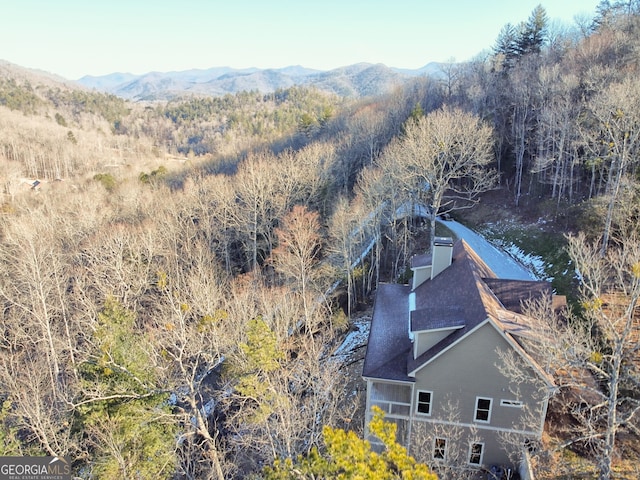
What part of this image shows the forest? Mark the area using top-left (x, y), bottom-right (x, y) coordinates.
top-left (1, 2), bottom-right (640, 479)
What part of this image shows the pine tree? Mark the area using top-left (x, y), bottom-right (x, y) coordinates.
top-left (492, 23), bottom-right (519, 70)
top-left (77, 298), bottom-right (178, 479)
top-left (516, 4), bottom-right (548, 56)
top-left (234, 317), bottom-right (285, 423)
top-left (263, 406), bottom-right (437, 479)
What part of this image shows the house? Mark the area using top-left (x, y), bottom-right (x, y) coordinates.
top-left (362, 237), bottom-right (562, 475)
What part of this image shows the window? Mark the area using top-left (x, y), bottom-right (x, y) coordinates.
top-left (370, 382), bottom-right (412, 416)
top-left (433, 437), bottom-right (447, 461)
top-left (468, 442), bottom-right (484, 465)
top-left (500, 399), bottom-right (524, 408)
top-left (474, 397), bottom-right (492, 423)
top-left (416, 390), bottom-right (432, 415)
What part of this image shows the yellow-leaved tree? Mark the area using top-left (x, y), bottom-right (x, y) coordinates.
top-left (263, 406), bottom-right (437, 480)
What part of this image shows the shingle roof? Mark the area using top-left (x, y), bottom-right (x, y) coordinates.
top-left (363, 239), bottom-right (557, 382)
top-left (411, 306), bottom-right (465, 332)
top-left (362, 283), bottom-right (414, 382)
top-left (410, 252), bottom-right (432, 269)
top-left (482, 278), bottom-right (552, 313)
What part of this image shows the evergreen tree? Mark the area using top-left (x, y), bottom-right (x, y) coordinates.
top-left (77, 298), bottom-right (178, 479)
top-left (234, 317), bottom-right (285, 423)
top-left (492, 23), bottom-right (519, 70)
top-left (407, 102), bottom-right (424, 125)
top-left (263, 406), bottom-right (437, 479)
top-left (516, 4), bottom-right (548, 56)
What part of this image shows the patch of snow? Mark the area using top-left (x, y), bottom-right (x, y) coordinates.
top-left (201, 398), bottom-right (216, 417)
top-left (333, 317), bottom-right (370, 360)
top-left (495, 241), bottom-right (551, 281)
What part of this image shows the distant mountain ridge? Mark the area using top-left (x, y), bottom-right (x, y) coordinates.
top-left (77, 62), bottom-right (446, 100)
top-left (0, 59), bottom-right (80, 90)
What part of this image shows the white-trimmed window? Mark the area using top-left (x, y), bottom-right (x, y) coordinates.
top-left (468, 442), bottom-right (484, 465)
top-left (474, 397), bottom-right (492, 423)
top-left (500, 399), bottom-right (524, 408)
top-left (416, 390), bottom-right (433, 415)
top-left (433, 437), bottom-right (447, 461)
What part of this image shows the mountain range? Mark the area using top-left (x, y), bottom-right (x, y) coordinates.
top-left (77, 62), bottom-right (446, 101)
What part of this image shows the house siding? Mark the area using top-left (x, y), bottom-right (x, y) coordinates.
top-left (409, 422), bottom-right (510, 468)
top-left (412, 322), bottom-right (546, 467)
top-left (363, 239), bottom-right (556, 473)
top-left (414, 330), bottom-right (452, 357)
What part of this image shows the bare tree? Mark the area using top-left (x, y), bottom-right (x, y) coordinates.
top-left (328, 195), bottom-right (363, 318)
top-left (284, 141), bottom-right (338, 212)
top-left (357, 161), bottom-right (415, 282)
top-left (439, 58), bottom-right (463, 102)
top-left (532, 67), bottom-right (581, 208)
top-left (494, 346), bottom-right (555, 471)
top-left (509, 58), bottom-right (539, 207)
top-left (518, 232), bottom-right (640, 480)
top-left (344, 104), bottom-right (388, 171)
top-left (565, 233), bottom-right (639, 479)
top-left (271, 205), bottom-right (324, 333)
top-left (224, 322), bottom-right (341, 474)
top-left (0, 215), bottom-right (66, 389)
top-left (0, 349), bottom-right (77, 458)
top-left (353, 167), bottom-right (394, 288)
top-left (410, 398), bottom-right (482, 480)
top-left (379, 106), bottom-right (498, 243)
top-left (181, 173), bottom-right (238, 275)
top-left (235, 152), bottom-right (280, 270)
top-left (579, 77), bottom-right (640, 254)
top-left (151, 262), bottom-right (229, 480)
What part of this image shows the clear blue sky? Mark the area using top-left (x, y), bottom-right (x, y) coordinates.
top-left (3, 0), bottom-right (600, 80)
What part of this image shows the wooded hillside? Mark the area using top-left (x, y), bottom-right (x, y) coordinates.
top-left (1, 2), bottom-right (639, 479)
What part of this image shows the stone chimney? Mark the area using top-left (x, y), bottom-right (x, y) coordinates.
top-left (431, 237), bottom-right (454, 280)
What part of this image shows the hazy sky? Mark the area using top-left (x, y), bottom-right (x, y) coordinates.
top-left (3, 0), bottom-right (600, 80)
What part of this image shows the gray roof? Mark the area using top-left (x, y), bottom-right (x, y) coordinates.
top-left (411, 306), bottom-right (465, 332)
top-left (411, 252), bottom-right (431, 269)
top-left (482, 278), bottom-right (552, 314)
top-left (362, 283), bottom-right (413, 382)
top-left (363, 239), bottom-right (556, 382)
